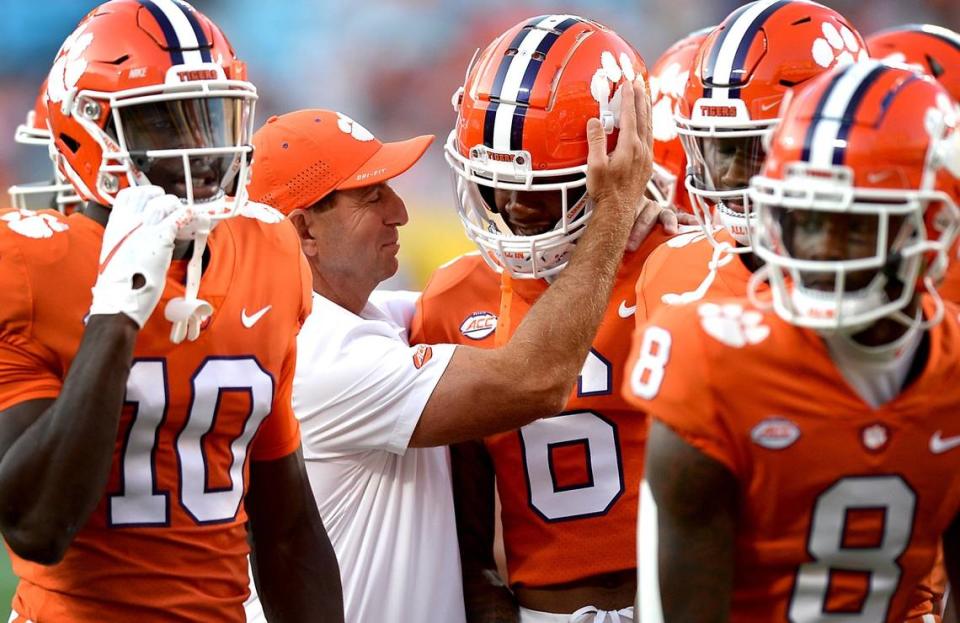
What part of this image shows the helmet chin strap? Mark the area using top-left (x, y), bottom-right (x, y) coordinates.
top-left (164, 226), bottom-right (214, 344)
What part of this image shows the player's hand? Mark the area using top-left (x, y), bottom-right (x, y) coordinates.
top-left (89, 185), bottom-right (201, 328)
top-left (625, 203), bottom-right (700, 251)
top-left (585, 76), bottom-right (654, 228)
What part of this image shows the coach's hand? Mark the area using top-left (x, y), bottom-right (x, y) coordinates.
top-left (586, 76), bottom-right (654, 240)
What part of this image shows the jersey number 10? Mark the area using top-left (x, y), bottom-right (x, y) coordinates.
top-left (108, 357), bottom-right (274, 527)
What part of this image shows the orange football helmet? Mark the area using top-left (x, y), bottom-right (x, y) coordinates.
top-left (749, 61), bottom-right (960, 330)
top-left (649, 26), bottom-right (712, 214)
top-left (676, 0), bottom-right (867, 253)
top-left (447, 14), bottom-right (648, 278)
top-left (45, 0), bottom-right (256, 218)
top-left (8, 78), bottom-right (80, 212)
top-left (867, 25), bottom-right (960, 101)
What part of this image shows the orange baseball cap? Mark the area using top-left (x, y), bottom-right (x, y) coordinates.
top-left (246, 109), bottom-right (434, 215)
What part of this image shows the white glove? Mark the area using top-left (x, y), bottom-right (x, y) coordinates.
top-left (89, 185), bottom-right (200, 328)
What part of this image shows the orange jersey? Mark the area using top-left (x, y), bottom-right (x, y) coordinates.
top-left (411, 229), bottom-right (667, 589)
top-left (628, 296), bottom-right (960, 622)
top-left (634, 227), bottom-right (753, 324)
top-left (0, 208), bottom-right (311, 622)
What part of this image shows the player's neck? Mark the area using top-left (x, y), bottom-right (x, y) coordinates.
top-left (736, 247), bottom-right (763, 273)
top-left (848, 297), bottom-right (922, 349)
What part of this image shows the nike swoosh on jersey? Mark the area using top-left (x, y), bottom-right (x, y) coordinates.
top-left (618, 300), bottom-right (637, 318)
top-left (930, 430), bottom-right (960, 454)
top-left (241, 305), bottom-right (272, 328)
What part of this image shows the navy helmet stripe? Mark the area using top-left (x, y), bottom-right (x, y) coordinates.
top-left (484, 103), bottom-right (499, 149)
top-left (704, 2), bottom-right (754, 93)
top-left (138, 0), bottom-right (184, 65)
top-left (507, 17), bottom-right (580, 150)
top-left (173, 0), bottom-right (212, 62)
top-left (800, 71), bottom-right (846, 162)
top-left (830, 65), bottom-right (887, 165)
top-left (727, 0), bottom-right (792, 98)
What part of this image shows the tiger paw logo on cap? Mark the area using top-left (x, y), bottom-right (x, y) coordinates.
top-left (336, 113), bottom-right (374, 142)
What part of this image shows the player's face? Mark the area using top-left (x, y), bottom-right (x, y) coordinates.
top-left (781, 209), bottom-right (882, 292)
top-left (314, 182), bottom-right (408, 283)
top-left (493, 189), bottom-right (565, 236)
top-left (117, 97), bottom-right (245, 201)
top-left (701, 136), bottom-right (766, 211)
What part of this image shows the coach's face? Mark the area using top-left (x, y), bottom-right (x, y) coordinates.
top-left (298, 182), bottom-right (408, 289)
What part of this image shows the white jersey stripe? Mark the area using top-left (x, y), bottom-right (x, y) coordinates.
top-left (808, 61), bottom-right (880, 167)
top-left (151, 0), bottom-right (204, 65)
top-left (491, 14), bottom-right (575, 150)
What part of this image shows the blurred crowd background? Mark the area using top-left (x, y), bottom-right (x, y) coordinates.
top-left (0, 0), bottom-right (958, 613)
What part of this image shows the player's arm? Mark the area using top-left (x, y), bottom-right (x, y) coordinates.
top-left (639, 419), bottom-right (738, 623)
top-left (247, 447), bottom-right (344, 623)
top-left (452, 440), bottom-right (518, 622)
top-left (409, 78), bottom-right (655, 447)
top-left (0, 188), bottom-right (193, 564)
top-left (942, 512), bottom-right (960, 622)
top-left (0, 316), bottom-right (139, 564)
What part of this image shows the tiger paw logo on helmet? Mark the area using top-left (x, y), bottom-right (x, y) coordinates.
top-left (811, 22), bottom-right (867, 69)
top-left (46, 22), bottom-right (94, 105)
top-left (590, 51), bottom-right (637, 132)
top-left (2, 210), bottom-right (69, 239)
top-left (336, 113), bottom-right (374, 142)
top-left (650, 61), bottom-right (689, 142)
top-left (698, 302), bottom-right (770, 348)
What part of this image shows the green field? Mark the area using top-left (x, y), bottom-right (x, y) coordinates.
top-left (0, 547), bottom-right (13, 616)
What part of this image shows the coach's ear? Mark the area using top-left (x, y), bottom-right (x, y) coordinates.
top-left (287, 208), bottom-right (319, 258)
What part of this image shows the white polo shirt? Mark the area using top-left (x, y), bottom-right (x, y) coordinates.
top-left (245, 290), bottom-right (464, 623)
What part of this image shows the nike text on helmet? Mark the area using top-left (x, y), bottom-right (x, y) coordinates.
top-left (748, 61), bottom-right (960, 331)
top-left (675, 0), bottom-right (867, 254)
top-left (447, 14), bottom-right (649, 279)
top-left (45, 0), bottom-right (257, 219)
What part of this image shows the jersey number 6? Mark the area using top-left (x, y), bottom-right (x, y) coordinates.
top-left (519, 350), bottom-right (625, 522)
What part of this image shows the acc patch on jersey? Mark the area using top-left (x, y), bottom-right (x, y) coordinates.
top-left (460, 311), bottom-right (497, 340)
top-left (751, 417), bottom-right (801, 450)
top-left (412, 344), bottom-right (433, 370)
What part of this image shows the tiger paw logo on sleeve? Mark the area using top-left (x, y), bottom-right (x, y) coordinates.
top-left (2, 210), bottom-right (69, 239)
top-left (697, 302), bottom-right (770, 348)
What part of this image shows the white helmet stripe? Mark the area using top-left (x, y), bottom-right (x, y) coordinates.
top-left (709, 0), bottom-right (786, 100)
top-left (150, 0), bottom-right (204, 65)
top-left (807, 61), bottom-right (883, 167)
top-left (492, 14), bottom-right (577, 150)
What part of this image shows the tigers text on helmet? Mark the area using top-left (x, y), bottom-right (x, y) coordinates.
top-left (676, 0), bottom-right (867, 253)
top-left (867, 24), bottom-right (960, 101)
top-left (749, 61), bottom-right (960, 331)
top-left (45, 0), bottom-right (257, 220)
top-left (8, 78), bottom-right (80, 213)
top-left (649, 26), bottom-right (712, 214)
top-left (447, 14), bottom-right (648, 279)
